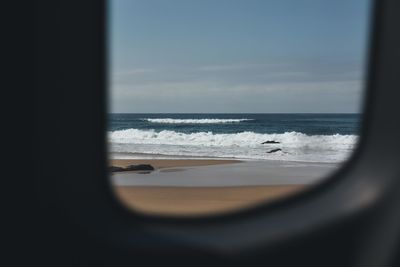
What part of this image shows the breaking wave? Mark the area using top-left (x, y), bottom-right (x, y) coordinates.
top-left (142, 118), bottom-right (253, 124)
top-left (109, 129), bottom-right (358, 162)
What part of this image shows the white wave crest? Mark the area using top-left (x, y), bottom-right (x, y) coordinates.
top-left (109, 129), bottom-right (358, 162)
top-left (142, 118), bottom-right (253, 124)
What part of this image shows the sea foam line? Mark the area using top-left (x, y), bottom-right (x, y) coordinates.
top-left (141, 118), bottom-right (253, 124)
top-left (109, 128), bottom-right (358, 149)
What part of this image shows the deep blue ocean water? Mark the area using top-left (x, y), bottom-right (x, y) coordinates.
top-left (108, 113), bottom-right (360, 162)
top-left (109, 113), bottom-right (359, 135)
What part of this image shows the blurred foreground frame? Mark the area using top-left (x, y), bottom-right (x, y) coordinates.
top-left (34, 0), bottom-right (400, 267)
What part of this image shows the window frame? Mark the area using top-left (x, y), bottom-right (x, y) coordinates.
top-left (35, 0), bottom-right (400, 265)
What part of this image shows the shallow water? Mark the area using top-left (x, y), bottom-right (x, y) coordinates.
top-left (112, 160), bottom-right (338, 187)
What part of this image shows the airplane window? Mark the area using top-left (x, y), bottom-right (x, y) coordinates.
top-left (108, 0), bottom-right (372, 216)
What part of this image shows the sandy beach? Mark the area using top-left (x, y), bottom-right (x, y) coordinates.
top-left (110, 159), bottom-right (337, 216)
top-left (115, 185), bottom-right (304, 215)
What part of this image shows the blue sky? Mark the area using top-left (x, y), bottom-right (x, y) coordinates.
top-left (109, 0), bottom-right (371, 113)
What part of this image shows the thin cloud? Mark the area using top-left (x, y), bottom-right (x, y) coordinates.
top-left (114, 68), bottom-right (155, 76)
top-left (197, 62), bottom-right (291, 72)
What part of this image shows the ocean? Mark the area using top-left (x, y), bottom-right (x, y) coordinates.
top-left (108, 113), bottom-right (360, 163)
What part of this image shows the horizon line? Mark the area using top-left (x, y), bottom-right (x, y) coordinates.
top-left (108, 112), bottom-right (362, 114)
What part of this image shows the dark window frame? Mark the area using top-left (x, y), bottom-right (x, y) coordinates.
top-left (35, 0), bottom-right (400, 266)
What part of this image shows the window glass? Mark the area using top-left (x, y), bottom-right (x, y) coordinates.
top-left (108, 0), bottom-right (371, 216)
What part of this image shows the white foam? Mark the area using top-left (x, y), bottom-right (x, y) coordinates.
top-left (108, 129), bottom-right (358, 163)
top-left (142, 118), bottom-right (253, 124)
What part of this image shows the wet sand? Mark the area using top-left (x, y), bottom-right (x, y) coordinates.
top-left (110, 159), bottom-right (337, 216)
top-left (111, 158), bottom-right (241, 169)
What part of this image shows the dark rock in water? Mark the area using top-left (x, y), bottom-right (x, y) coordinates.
top-left (267, 148), bottom-right (282, 153)
top-left (108, 166), bottom-right (125, 172)
top-left (125, 164), bottom-right (155, 171)
top-left (109, 164), bottom-right (155, 172)
top-left (262, 140), bottom-right (280, 144)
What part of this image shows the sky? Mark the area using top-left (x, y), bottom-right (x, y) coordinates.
top-left (109, 0), bottom-right (371, 113)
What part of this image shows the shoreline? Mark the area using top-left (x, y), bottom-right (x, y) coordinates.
top-left (110, 158), bottom-right (337, 215)
top-left (110, 154), bottom-right (341, 165)
top-left (110, 158), bottom-right (242, 170)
